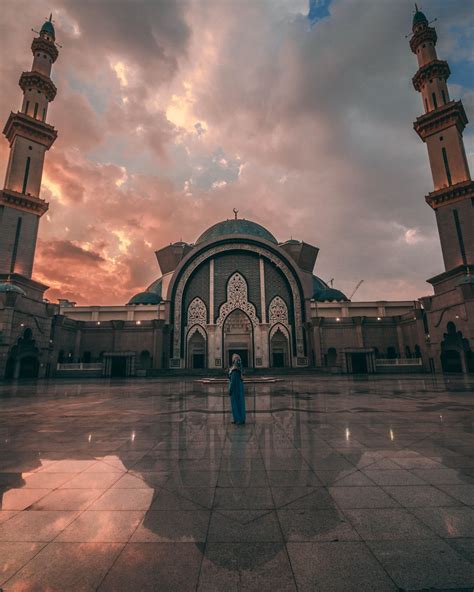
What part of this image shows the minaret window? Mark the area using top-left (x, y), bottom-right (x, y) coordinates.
top-left (441, 90), bottom-right (447, 104)
top-left (22, 157), bottom-right (31, 193)
top-left (453, 209), bottom-right (467, 265)
top-left (24, 100), bottom-right (29, 115)
top-left (432, 92), bottom-right (438, 110)
top-left (42, 108), bottom-right (46, 122)
top-left (424, 98), bottom-right (428, 113)
top-left (442, 147), bottom-right (452, 186)
top-left (10, 217), bottom-right (22, 273)
top-left (33, 103), bottom-right (38, 118)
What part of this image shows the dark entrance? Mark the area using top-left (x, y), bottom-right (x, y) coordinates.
top-left (111, 356), bottom-right (127, 377)
top-left (441, 350), bottom-right (462, 373)
top-left (272, 352), bottom-right (285, 367)
top-left (228, 349), bottom-right (249, 368)
top-left (351, 353), bottom-right (368, 374)
top-left (193, 353), bottom-right (205, 369)
top-left (19, 356), bottom-right (39, 378)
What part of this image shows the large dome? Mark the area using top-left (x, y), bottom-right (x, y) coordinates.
top-left (196, 219), bottom-right (278, 245)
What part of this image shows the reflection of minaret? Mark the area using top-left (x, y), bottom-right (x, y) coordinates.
top-left (0, 16), bottom-right (58, 278)
top-left (410, 7), bottom-right (473, 278)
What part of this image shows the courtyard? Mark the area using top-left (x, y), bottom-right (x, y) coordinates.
top-left (0, 375), bottom-right (473, 591)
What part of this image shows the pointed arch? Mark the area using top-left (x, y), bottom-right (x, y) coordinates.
top-left (216, 272), bottom-right (259, 327)
top-left (187, 297), bottom-right (207, 327)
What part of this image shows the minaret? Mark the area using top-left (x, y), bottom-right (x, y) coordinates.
top-left (410, 6), bottom-right (473, 281)
top-left (0, 16), bottom-right (58, 279)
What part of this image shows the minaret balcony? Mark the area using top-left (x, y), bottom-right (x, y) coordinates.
top-left (410, 26), bottom-right (437, 54)
top-left (425, 180), bottom-right (474, 210)
top-left (19, 71), bottom-right (57, 101)
top-left (413, 100), bottom-right (468, 140)
top-left (31, 37), bottom-right (58, 63)
top-left (0, 188), bottom-right (49, 216)
top-left (412, 60), bottom-right (450, 91)
top-left (3, 111), bottom-right (57, 149)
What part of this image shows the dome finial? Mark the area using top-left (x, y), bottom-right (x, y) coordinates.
top-left (233, 208), bottom-right (238, 220)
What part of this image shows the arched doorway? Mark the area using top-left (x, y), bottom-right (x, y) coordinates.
top-left (19, 356), bottom-right (39, 378)
top-left (441, 350), bottom-right (462, 373)
top-left (187, 327), bottom-right (207, 369)
top-left (270, 326), bottom-right (290, 368)
top-left (223, 309), bottom-right (253, 368)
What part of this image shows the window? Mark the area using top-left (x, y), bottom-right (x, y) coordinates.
top-left (453, 209), bottom-right (467, 265)
top-left (432, 92), bottom-right (438, 109)
top-left (439, 136), bottom-right (443, 142)
top-left (10, 217), bottom-right (22, 273)
top-left (33, 103), bottom-right (39, 118)
top-left (442, 147), bottom-right (452, 186)
top-left (28, 146), bottom-right (32, 150)
top-left (424, 98), bottom-right (428, 113)
top-left (22, 157), bottom-right (31, 193)
top-left (441, 89), bottom-right (447, 104)
top-left (42, 108), bottom-right (46, 122)
top-left (24, 100), bottom-right (29, 115)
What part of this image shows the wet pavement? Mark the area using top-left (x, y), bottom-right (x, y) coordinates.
top-left (0, 374), bottom-right (473, 591)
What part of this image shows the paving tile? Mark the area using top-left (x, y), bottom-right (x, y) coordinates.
top-left (436, 483), bottom-right (474, 505)
top-left (213, 487), bottom-right (274, 510)
top-left (56, 510), bottom-right (145, 542)
top-left (278, 508), bottom-right (360, 542)
top-left (5, 542), bottom-right (123, 591)
top-left (343, 508), bottom-right (437, 540)
top-left (0, 488), bottom-right (51, 511)
top-left (217, 470), bottom-right (268, 488)
top-left (98, 542), bottom-right (203, 591)
top-left (207, 510), bottom-right (282, 542)
top-left (266, 470), bottom-right (321, 487)
top-left (287, 542), bottom-right (397, 591)
top-left (447, 538), bottom-right (474, 563)
top-left (316, 469), bottom-right (376, 487)
top-left (277, 487), bottom-right (333, 510)
top-left (87, 488), bottom-right (154, 511)
top-left (0, 542), bottom-right (45, 586)
top-left (382, 485), bottom-right (461, 507)
top-left (329, 486), bottom-right (399, 509)
top-left (411, 468), bottom-right (474, 484)
top-left (131, 510), bottom-right (210, 542)
top-left (368, 539), bottom-right (474, 590)
top-left (151, 486), bottom-right (215, 510)
top-left (413, 506), bottom-right (474, 538)
top-left (363, 469), bottom-right (426, 486)
top-left (0, 511), bottom-right (79, 541)
top-left (198, 543), bottom-right (296, 591)
top-left (59, 472), bottom-right (121, 489)
top-left (15, 472), bottom-right (74, 489)
top-left (28, 488), bottom-right (104, 511)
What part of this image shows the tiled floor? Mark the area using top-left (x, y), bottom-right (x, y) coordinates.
top-left (0, 374), bottom-right (474, 591)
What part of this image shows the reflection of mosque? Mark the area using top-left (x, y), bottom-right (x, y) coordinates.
top-left (0, 9), bottom-right (473, 380)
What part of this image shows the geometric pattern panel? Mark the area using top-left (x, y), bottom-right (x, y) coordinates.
top-left (216, 272), bottom-right (259, 327)
top-left (187, 297), bottom-right (207, 327)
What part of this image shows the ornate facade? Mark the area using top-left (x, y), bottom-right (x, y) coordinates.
top-left (0, 11), bottom-right (472, 379)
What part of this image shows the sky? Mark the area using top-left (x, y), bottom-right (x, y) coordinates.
top-left (0, 0), bottom-right (473, 305)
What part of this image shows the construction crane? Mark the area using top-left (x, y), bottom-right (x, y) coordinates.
top-left (349, 280), bottom-right (364, 300)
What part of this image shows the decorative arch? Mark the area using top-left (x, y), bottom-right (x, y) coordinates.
top-left (171, 242), bottom-right (305, 360)
top-left (186, 324), bottom-right (207, 369)
top-left (216, 272), bottom-right (259, 328)
top-left (269, 323), bottom-right (291, 368)
top-left (187, 297), bottom-right (207, 327)
top-left (269, 296), bottom-right (289, 328)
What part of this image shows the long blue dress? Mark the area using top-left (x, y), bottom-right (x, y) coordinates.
top-left (229, 368), bottom-right (246, 424)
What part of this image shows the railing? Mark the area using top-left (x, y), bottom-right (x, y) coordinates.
top-left (375, 358), bottom-right (422, 366)
top-left (56, 363), bottom-right (102, 371)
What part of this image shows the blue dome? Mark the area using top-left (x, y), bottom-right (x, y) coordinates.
top-left (196, 219), bottom-right (278, 245)
top-left (0, 283), bottom-right (26, 295)
top-left (314, 287), bottom-right (348, 302)
top-left (146, 277), bottom-right (163, 298)
top-left (312, 274), bottom-right (328, 294)
top-left (41, 19), bottom-right (56, 39)
top-left (413, 10), bottom-right (428, 28)
top-left (127, 291), bottom-right (161, 305)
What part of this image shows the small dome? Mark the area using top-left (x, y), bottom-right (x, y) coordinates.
top-left (127, 291), bottom-right (161, 305)
top-left (146, 277), bottom-right (163, 298)
top-left (413, 9), bottom-right (428, 28)
top-left (0, 283), bottom-right (26, 295)
top-left (314, 287), bottom-right (349, 302)
top-left (196, 219), bottom-right (278, 245)
top-left (312, 274), bottom-right (329, 294)
top-left (41, 19), bottom-right (56, 39)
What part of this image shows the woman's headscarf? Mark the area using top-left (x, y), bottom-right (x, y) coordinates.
top-left (229, 353), bottom-right (243, 374)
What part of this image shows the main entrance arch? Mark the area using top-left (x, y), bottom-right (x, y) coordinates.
top-left (223, 309), bottom-right (253, 368)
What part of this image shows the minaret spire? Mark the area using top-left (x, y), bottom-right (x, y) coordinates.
top-left (0, 18), bottom-right (59, 278)
top-left (409, 8), bottom-right (473, 280)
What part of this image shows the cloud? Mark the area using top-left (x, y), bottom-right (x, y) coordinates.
top-left (0, 0), bottom-right (472, 305)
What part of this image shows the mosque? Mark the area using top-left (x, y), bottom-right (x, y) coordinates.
top-left (0, 10), bottom-right (472, 379)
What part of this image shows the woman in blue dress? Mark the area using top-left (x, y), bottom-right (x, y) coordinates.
top-left (228, 353), bottom-right (246, 425)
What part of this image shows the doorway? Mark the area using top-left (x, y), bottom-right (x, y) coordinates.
top-left (187, 328), bottom-right (206, 369)
top-left (351, 353), bottom-right (368, 374)
top-left (270, 327), bottom-right (290, 368)
top-left (441, 350), bottom-right (462, 373)
top-left (111, 356), bottom-right (127, 377)
top-left (223, 309), bottom-right (253, 368)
